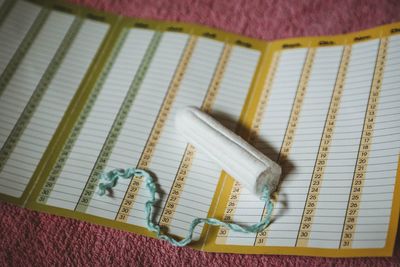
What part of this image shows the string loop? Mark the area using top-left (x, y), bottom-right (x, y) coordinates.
top-left (98, 167), bottom-right (273, 247)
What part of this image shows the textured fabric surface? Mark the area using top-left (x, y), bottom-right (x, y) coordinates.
top-left (1, 0), bottom-right (400, 265)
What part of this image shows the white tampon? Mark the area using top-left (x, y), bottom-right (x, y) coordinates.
top-left (175, 106), bottom-right (281, 198)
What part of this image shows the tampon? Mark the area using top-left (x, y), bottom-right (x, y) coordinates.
top-left (175, 106), bottom-right (281, 198)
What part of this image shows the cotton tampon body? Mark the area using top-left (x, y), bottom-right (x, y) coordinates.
top-left (175, 106), bottom-right (282, 198)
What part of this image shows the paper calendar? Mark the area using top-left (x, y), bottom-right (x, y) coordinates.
top-left (0, 0), bottom-right (399, 257)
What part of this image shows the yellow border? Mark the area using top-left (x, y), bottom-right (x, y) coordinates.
top-left (204, 22), bottom-right (400, 256)
top-left (0, 0), bottom-right (399, 257)
top-left (118, 17), bottom-right (267, 51)
top-left (23, 0), bottom-right (270, 252)
top-left (206, 159), bottom-right (400, 257)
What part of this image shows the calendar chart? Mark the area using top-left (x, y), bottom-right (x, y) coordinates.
top-left (0, 2), bottom-right (111, 198)
top-left (210, 34), bottom-right (400, 255)
top-left (0, 0), bottom-right (399, 257)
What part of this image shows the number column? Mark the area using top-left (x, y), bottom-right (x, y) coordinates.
top-left (115, 36), bottom-right (197, 223)
top-left (216, 52), bottom-right (280, 244)
top-left (255, 48), bottom-right (316, 246)
top-left (74, 31), bottom-right (160, 212)
top-left (295, 46), bottom-right (351, 247)
top-left (158, 45), bottom-right (232, 228)
top-left (216, 181), bottom-right (242, 243)
top-left (340, 38), bottom-right (388, 248)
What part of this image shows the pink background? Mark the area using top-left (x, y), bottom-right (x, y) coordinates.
top-left (1, 0), bottom-right (400, 265)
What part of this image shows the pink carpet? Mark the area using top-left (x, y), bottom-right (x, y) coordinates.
top-left (1, 0), bottom-right (400, 265)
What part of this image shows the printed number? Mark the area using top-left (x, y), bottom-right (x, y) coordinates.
top-left (300, 231), bottom-right (309, 238)
top-left (345, 224), bottom-right (354, 231)
top-left (344, 233), bottom-right (352, 239)
top-left (121, 207), bottom-right (129, 213)
top-left (258, 231), bottom-right (267, 237)
top-left (342, 241), bottom-right (350, 247)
